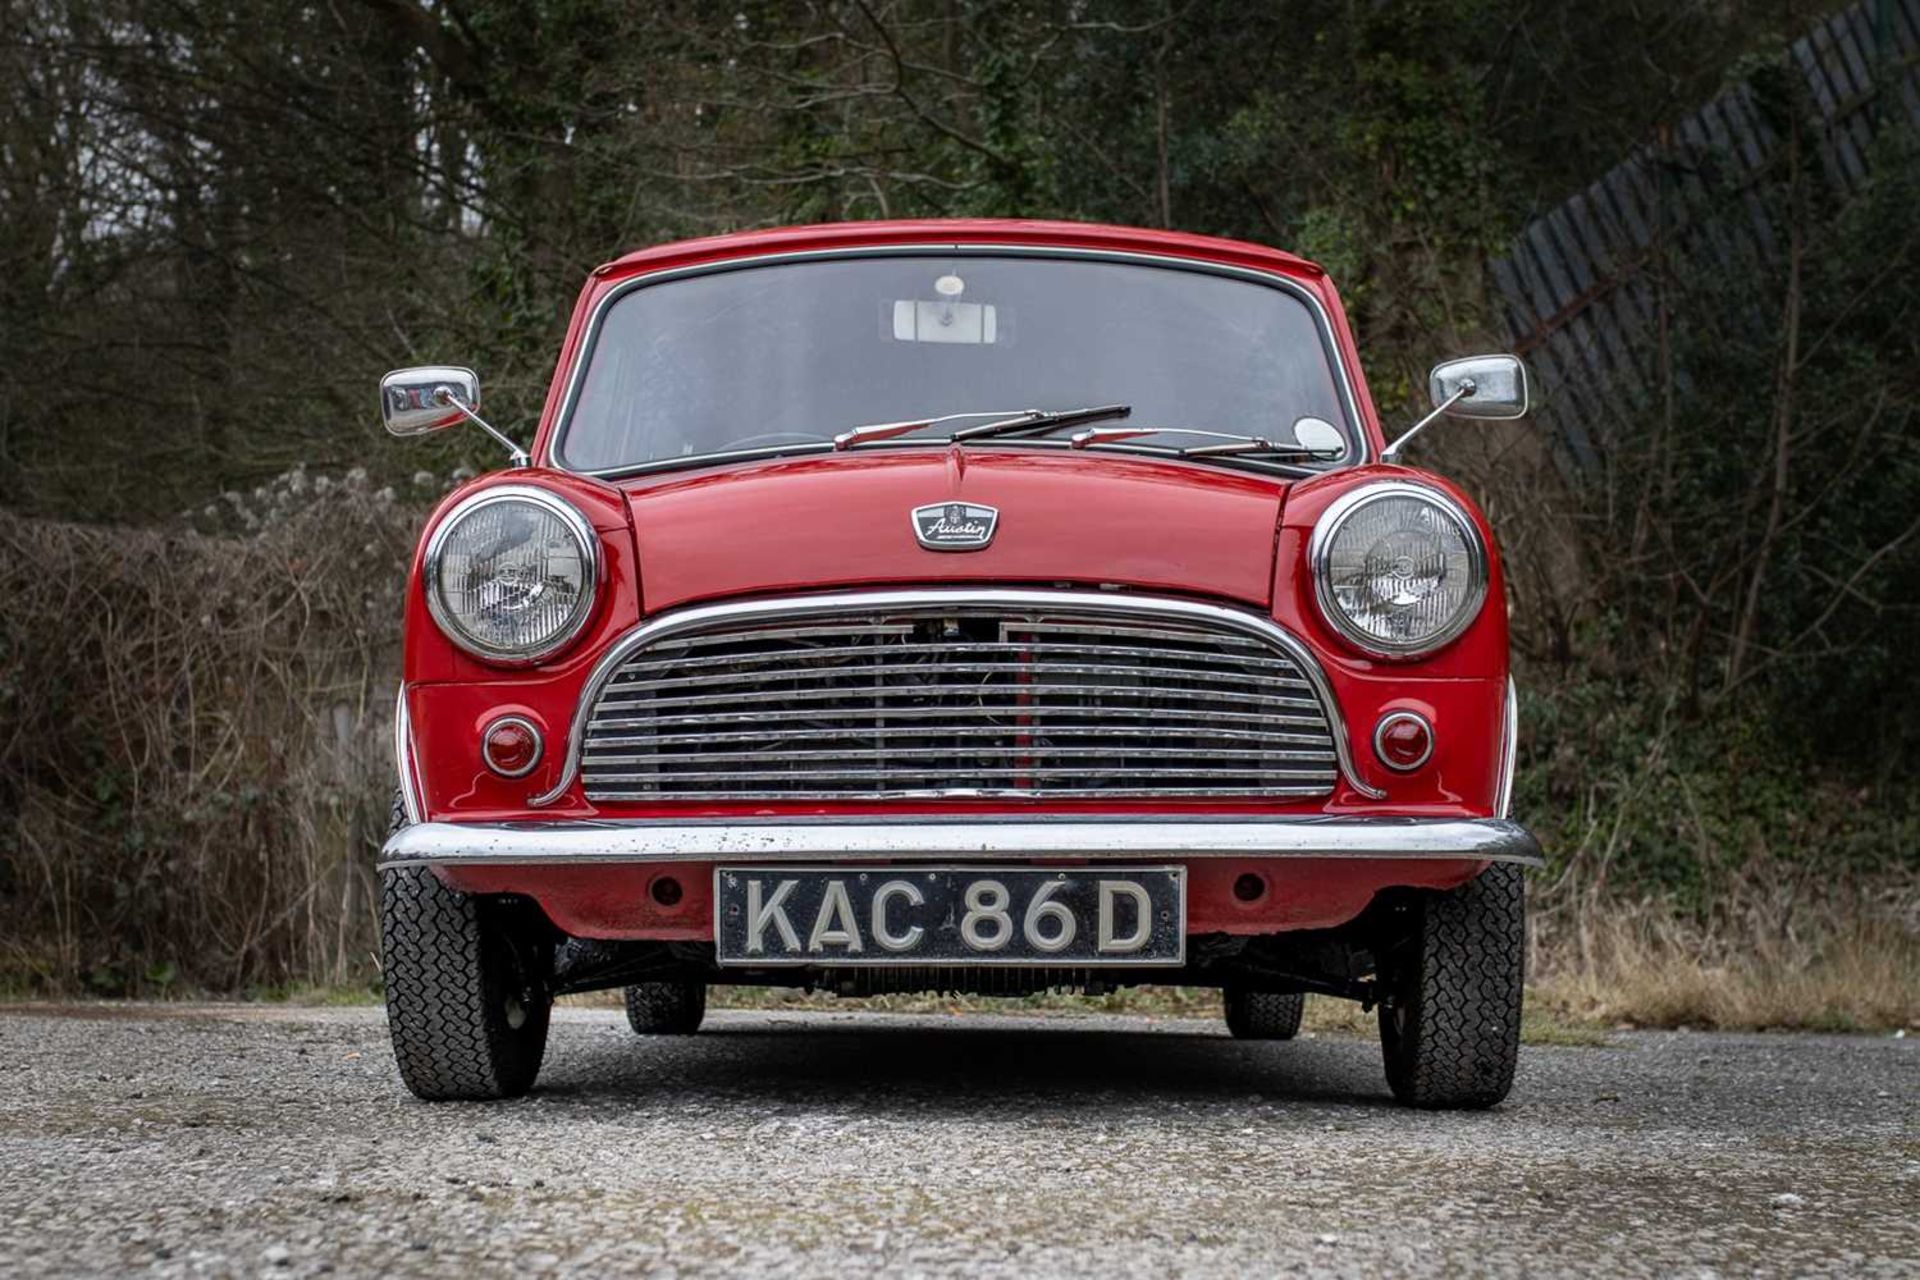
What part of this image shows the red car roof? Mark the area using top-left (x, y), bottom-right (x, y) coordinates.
top-left (594, 218), bottom-right (1327, 282)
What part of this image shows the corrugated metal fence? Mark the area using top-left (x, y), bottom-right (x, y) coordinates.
top-left (1490, 0), bottom-right (1920, 473)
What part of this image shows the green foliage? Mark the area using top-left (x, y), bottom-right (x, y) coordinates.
top-left (1515, 665), bottom-right (1919, 909)
top-left (1561, 118), bottom-right (1920, 779)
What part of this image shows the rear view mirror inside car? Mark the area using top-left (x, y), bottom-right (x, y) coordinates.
top-left (892, 298), bottom-right (998, 343)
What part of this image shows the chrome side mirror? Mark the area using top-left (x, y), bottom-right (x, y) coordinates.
top-left (1427, 354), bottom-right (1529, 421)
top-left (378, 365), bottom-right (528, 466)
top-left (1383, 353), bottom-right (1530, 462)
top-left (380, 366), bottom-right (480, 437)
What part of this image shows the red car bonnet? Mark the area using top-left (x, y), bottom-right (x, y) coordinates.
top-left (615, 447), bottom-right (1288, 612)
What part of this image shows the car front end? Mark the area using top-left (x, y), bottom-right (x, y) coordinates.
top-left (376, 219), bottom-right (1540, 1107)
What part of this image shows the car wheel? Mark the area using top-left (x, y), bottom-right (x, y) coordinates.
top-left (624, 981), bottom-right (707, 1034)
top-left (1222, 987), bottom-right (1305, 1040)
top-left (1377, 862), bottom-right (1525, 1109)
top-left (380, 791), bottom-right (552, 1100)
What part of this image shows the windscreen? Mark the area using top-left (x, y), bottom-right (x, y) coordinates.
top-left (557, 254), bottom-right (1355, 472)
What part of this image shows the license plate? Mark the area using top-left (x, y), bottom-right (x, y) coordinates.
top-left (713, 866), bottom-right (1185, 966)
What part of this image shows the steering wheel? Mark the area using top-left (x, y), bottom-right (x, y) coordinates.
top-left (720, 432), bottom-right (830, 450)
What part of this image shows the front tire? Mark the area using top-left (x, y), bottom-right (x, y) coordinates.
top-left (624, 981), bottom-right (707, 1035)
top-left (380, 793), bottom-right (552, 1100)
top-left (1377, 862), bottom-right (1525, 1109)
top-left (1223, 987), bottom-right (1305, 1040)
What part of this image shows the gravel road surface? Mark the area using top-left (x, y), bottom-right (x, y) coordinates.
top-left (0, 1004), bottom-right (1913, 1278)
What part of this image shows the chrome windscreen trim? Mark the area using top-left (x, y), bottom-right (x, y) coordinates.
top-left (544, 244), bottom-right (1372, 476)
top-left (381, 816), bottom-right (1542, 869)
top-left (527, 587), bottom-right (1387, 806)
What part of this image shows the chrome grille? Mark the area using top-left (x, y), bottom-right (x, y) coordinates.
top-left (579, 607), bottom-right (1342, 801)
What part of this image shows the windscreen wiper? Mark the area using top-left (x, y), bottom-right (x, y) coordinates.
top-left (833, 404), bottom-right (1132, 450)
top-left (949, 403), bottom-right (1132, 441)
top-left (1069, 426), bottom-right (1342, 460)
top-left (833, 409), bottom-right (1028, 450)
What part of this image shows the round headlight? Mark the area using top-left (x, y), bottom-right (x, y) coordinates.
top-left (1309, 482), bottom-right (1487, 657)
top-left (424, 486), bottom-right (598, 664)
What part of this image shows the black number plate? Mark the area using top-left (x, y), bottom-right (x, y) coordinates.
top-left (713, 866), bottom-right (1185, 966)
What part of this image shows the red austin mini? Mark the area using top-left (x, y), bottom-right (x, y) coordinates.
top-left (377, 220), bottom-right (1540, 1108)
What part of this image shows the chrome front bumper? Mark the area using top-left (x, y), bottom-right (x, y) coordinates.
top-left (379, 816), bottom-right (1542, 870)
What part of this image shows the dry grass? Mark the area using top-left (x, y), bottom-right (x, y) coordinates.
top-left (1530, 891), bottom-right (1918, 1032)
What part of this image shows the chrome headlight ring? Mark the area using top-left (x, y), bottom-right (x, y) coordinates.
top-left (423, 484), bottom-right (600, 665)
top-left (1308, 481), bottom-right (1489, 659)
